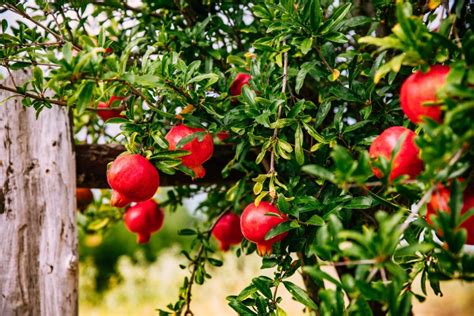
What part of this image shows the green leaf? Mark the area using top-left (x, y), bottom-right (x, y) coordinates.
top-left (277, 195), bottom-right (290, 213)
top-left (394, 243), bottom-right (434, 257)
top-left (208, 258), bottom-right (223, 267)
top-left (177, 229), bottom-right (196, 236)
top-left (374, 53), bottom-right (405, 84)
top-left (241, 85), bottom-right (256, 106)
top-left (227, 297), bottom-right (257, 315)
top-left (319, 3), bottom-right (352, 34)
top-left (306, 0), bottom-right (322, 31)
top-left (252, 276), bottom-right (273, 299)
top-left (295, 125), bottom-right (304, 165)
top-left (87, 218), bottom-right (110, 230)
top-left (283, 281), bottom-right (318, 311)
top-left (265, 221), bottom-right (295, 241)
top-left (188, 73), bottom-right (219, 88)
top-left (345, 196), bottom-right (376, 209)
top-left (302, 164), bottom-right (336, 183)
top-left (253, 181), bottom-right (264, 195)
top-left (176, 131), bottom-right (207, 148)
top-left (9, 62), bottom-right (31, 70)
top-left (76, 81), bottom-right (94, 114)
top-left (133, 75), bottom-right (161, 87)
top-left (303, 123), bottom-right (327, 143)
top-left (300, 37), bottom-right (313, 55)
top-left (32, 66), bottom-right (44, 89)
top-left (306, 214), bottom-right (324, 226)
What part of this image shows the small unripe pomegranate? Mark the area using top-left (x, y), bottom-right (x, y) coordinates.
top-left (212, 212), bottom-right (243, 251)
top-left (97, 95), bottom-right (125, 121)
top-left (426, 183), bottom-right (474, 244)
top-left (240, 201), bottom-right (288, 256)
top-left (110, 190), bottom-right (131, 208)
top-left (230, 73), bottom-right (251, 96)
top-left (369, 126), bottom-right (424, 181)
top-left (124, 200), bottom-right (164, 243)
top-left (400, 65), bottom-right (450, 124)
top-left (165, 125), bottom-right (214, 178)
top-left (76, 188), bottom-right (93, 211)
top-left (107, 154), bottom-right (160, 202)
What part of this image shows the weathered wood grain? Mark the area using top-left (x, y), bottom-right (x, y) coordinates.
top-left (0, 73), bottom-right (78, 316)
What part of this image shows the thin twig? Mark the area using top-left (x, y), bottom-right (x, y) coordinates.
top-left (400, 148), bottom-right (464, 232)
top-left (267, 43), bottom-right (288, 201)
top-left (3, 3), bottom-right (81, 51)
top-left (46, 1), bottom-right (64, 43)
top-left (90, 0), bottom-right (163, 18)
top-left (0, 83), bottom-right (66, 106)
top-left (319, 259), bottom-right (377, 267)
top-left (1, 42), bottom-right (63, 49)
top-left (182, 209), bottom-right (229, 316)
top-left (5, 4), bottom-right (62, 41)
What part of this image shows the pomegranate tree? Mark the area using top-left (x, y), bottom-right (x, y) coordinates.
top-left (3, 1), bottom-right (473, 315)
top-left (212, 212), bottom-right (243, 251)
top-left (240, 201), bottom-right (288, 256)
top-left (107, 154), bottom-right (160, 203)
top-left (369, 126), bottom-right (424, 181)
top-left (165, 124), bottom-right (214, 178)
top-left (124, 199), bottom-right (165, 243)
top-left (400, 65), bottom-right (450, 124)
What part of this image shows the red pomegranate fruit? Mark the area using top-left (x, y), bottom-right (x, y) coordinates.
top-left (426, 183), bottom-right (474, 245)
top-left (369, 126), bottom-right (424, 181)
top-left (110, 190), bottom-right (131, 208)
top-left (124, 199), bottom-right (164, 243)
top-left (76, 188), bottom-right (93, 211)
top-left (165, 125), bottom-right (214, 178)
top-left (212, 212), bottom-right (243, 251)
top-left (216, 131), bottom-right (230, 142)
top-left (97, 95), bottom-right (125, 121)
top-left (230, 73), bottom-right (251, 96)
top-left (400, 65), bottom-right (450, 124)
top-left (190, 165), bottom-right (206, 179)
top-left (107, 154), bottom-right (160, 202)
top-left (240, 201), bottom-right (288, 256)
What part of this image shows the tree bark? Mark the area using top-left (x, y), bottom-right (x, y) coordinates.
top-left (0, 73), bottom-right (78, 315)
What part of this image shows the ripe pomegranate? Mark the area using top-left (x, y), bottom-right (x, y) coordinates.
top-left (76, 188), bottom-right (93, 211)
top-left (110, 190), bottom-right (131, 208)
top-left (426, 183), bottom-right (474, 244)
top-left (212, 212), bottom-right (243, 251)
top-left (216, 131), bottom-right (230, 142)
top-left (107, 154), bottom-right (160, 202)
top-left (97, 95), bottom-right (125, 121)
top-left (165, 125), bottom-right (214, 178)
top-left (369, 126), bottom-right (424, 181)
top-left (240, 201), bottom-right (288, 256)
top-left (230, 73), bottom-right (251, 96)
top-left (190, 165), bottom-right (206, 179)
top-left (124, 200), bottom-right (164, 243)
top-left (400, 65), bottom-right (450, 124)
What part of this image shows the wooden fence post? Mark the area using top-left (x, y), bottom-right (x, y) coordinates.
top-left (0, 73), bottom-right (78, 315)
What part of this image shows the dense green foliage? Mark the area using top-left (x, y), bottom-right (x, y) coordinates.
top-left (1, 0), bottom-right (473, 315)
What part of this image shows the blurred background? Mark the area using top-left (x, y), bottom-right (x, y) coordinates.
top-left (79, 192), bottom-right (474, 316)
